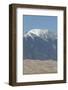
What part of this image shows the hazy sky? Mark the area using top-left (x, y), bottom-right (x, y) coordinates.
top-left (23, 15), bottom-right (57, 33)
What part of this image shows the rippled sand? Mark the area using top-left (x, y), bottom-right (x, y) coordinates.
top-left (23, 59), bottom-right (57, 75)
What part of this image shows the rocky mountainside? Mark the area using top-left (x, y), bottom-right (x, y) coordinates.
top-left (23, 29), bottom-right (57, 60)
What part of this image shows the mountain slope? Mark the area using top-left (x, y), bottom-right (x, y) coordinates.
top-left (23, 29), bottom-right (57, 60)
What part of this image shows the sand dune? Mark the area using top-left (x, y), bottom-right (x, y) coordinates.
top-left (23, 59), bottom-right (57, 75)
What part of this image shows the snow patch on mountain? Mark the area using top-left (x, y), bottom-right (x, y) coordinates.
top-left (24, 29), bottom-right (57, 41)
top-left (28, 29), bottom-right (48, 36)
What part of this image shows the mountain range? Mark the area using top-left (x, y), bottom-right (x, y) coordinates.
top-left (23, 29), bottom-right (57, 60)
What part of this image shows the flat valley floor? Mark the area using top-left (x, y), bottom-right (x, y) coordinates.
top-left (23, 59), bottom-right (57, 74)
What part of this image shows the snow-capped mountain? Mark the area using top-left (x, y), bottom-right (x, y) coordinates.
top-left (24, 29), bottom-right (57, 41)
top-left (23, 29), bottom-right (57, 60)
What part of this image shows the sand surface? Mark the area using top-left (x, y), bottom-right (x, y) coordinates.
top-left (23, 59), bottom-right (57, 75)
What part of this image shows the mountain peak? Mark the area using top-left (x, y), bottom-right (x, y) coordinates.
top-left (24, 29), bottom-right (57, 41)
top-left (28, 29), bottom-right (48, 37)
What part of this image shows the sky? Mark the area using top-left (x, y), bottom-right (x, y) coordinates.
top-left (23, 15), bottom-right (57, 33)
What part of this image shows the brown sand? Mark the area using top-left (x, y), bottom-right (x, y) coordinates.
top-left (23, 59), bottom-right (57, 75)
